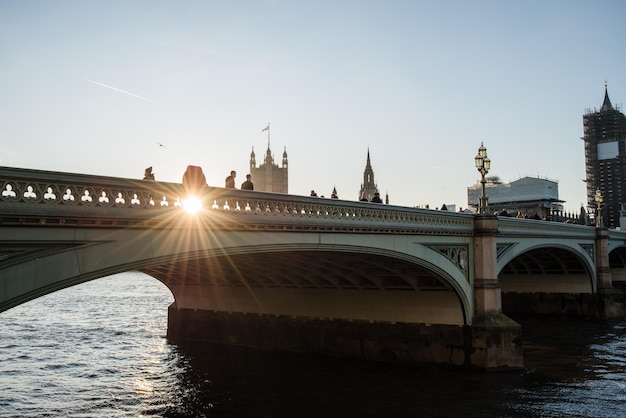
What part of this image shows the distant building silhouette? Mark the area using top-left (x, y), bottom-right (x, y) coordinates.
top-left (249, 145), bottom-right (288, 193)
top-left (359, 149), bottom-right (387, 203)
top-left (583, 83), bottom-right (626, 229)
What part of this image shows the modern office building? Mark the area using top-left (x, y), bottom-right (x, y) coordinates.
top-left (467, 176), bottom-right (564, 219)
top-left (583, 84), bottom-right (626, 228)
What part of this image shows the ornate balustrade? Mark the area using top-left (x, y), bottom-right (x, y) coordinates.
top-left (0, 166), bottom-right (183, 209)
top-left (3, 166), bottom-right (624, 239)
top-left (497, 216), bottom-right (597, 239)
top-left (0, 166), bottom-right (476, 234)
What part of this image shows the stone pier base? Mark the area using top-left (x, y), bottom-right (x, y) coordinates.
top-left (167, 305), bottom-right (524, 370)
top-left (468, 314), bottom-right (523, 371)
top-left (502, 291), bottom-right (625, 318)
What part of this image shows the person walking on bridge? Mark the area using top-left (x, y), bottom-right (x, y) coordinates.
top-left (371, 192), bottom-right (383, 203)
top-left (241, 174), bottom-right (254, 190)
top-left (225, 170), bottom-right (236, 188)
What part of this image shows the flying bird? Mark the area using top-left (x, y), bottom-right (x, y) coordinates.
top-left (156, 141), bottom-right (166, 148)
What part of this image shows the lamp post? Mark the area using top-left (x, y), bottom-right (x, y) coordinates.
top-left (595, 188), bottom-right (603, 227)
top-left (474, 142), bottom-right (491, 214)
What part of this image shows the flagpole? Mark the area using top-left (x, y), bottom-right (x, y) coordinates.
top-left (262, 122), bottom-right (270, 149)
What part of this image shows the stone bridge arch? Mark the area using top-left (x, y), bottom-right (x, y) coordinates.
top-left (139, 241), bottom-right (473, 327)
top-left (608, 245), bottom-right (626, 290)
top-left (0, 227), bottom-right (473, 327)
top-left (496, 241), bottom-right (595, 294)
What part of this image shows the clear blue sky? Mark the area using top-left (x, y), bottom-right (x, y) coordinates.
top-left (1, 0), bottom-right (625, 211)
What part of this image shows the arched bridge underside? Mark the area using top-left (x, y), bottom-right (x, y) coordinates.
top-left (610, 247), bottom-right (626, 288)
top-left (0, 224), bottom-right (472, 327)
top-left (142, 246), bottom-right (468, 326)
top-left (499, 246), bottom-right (594, 294)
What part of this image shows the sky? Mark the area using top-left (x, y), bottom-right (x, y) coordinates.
top-left (1, 0), bottom-right (625, 212)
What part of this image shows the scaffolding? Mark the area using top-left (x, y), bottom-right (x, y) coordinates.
top-left (582, 88), bottom-right (626, 229)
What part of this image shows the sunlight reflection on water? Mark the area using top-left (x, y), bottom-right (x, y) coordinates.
top-left (0, 273), bottom-right (625, 417)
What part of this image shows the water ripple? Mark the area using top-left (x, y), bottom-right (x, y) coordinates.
top-left (1, 275), bottom-right (626, 417)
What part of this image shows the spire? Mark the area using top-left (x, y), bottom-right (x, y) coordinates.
top-left (250, 146), bottom-right (256, 170)
top-left (363, 148), bottom-right (375, 186)
top-left (264, 147), bottom-right (273, 165)
top-left (359, 148), bottom-right (379, 201)
top-left (601, 80), bottom-right (613, 112)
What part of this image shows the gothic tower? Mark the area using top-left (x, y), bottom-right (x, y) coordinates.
top-left (249, 145), bottom-right (288, 193)
top-left (583, 83), bottom-right (626, 228)
top-left (359, 149), bottom-right (382, 201)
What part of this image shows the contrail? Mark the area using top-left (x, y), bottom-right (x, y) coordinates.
top-left (86, 79), bottom-right (152, 102)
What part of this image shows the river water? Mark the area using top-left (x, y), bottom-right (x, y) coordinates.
top-left (1, 272), bottom-right (625, 417)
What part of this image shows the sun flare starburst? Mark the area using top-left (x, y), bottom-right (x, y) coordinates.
top-left (182, 196), bottom-right (203, 214)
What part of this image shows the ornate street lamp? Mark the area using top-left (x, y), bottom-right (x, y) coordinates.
top-left (595, 188), bottom-right (603, 227)
top-left (475, 142), bottom-right (491, 214)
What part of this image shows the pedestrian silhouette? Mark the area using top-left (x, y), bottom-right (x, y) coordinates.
top-left (225, 170), bottom-right (236, 188)
top-left (241, 174), bottom-right (254, 190)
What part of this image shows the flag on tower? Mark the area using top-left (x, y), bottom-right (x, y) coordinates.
top-left (262, 124), bottom-right (269, 132)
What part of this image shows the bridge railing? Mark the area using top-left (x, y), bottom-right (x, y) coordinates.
top-left (0, 166), bottom-right (186, 208)
top-left (497, 216), bottom-right (598, 239)
top-left (205, 187), bottom-right (477, 234)
top-left (0, 166), bottom-right (475, 234)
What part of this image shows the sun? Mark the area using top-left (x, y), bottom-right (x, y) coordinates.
top-left (182, 196), bottom-right (203, 214)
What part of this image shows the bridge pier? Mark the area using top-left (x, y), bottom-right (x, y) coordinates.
top-left (595, 227), bottom-right (626, 317)
top-left (470, 215), bottom-right (523, 370)
top-left (596, 228), bottom-right (613, 291)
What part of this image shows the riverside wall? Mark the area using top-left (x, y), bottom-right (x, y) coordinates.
top-left (167, 306), bottom-right (523, 370)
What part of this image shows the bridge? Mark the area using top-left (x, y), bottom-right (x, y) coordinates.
top-left (1, 166), bottom-right (625, 370)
